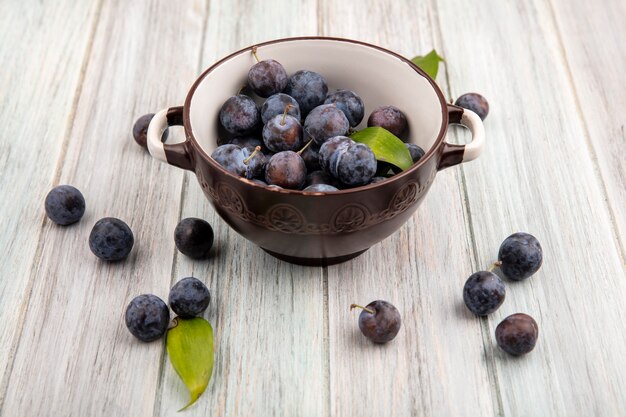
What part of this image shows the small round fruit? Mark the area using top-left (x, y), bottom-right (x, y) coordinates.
top-left (125, 294), bottom-right (170, 342)
top-left (495, 313), bottom-right (539, 356)
top-left (406, 143), bottom-right (425, 163)
top-left (351, 300), bottom-right (401, 344)
top-left (455, 93), bottom-right (489, 120)
top-left (262, 114), bottom-right (303, 152)
top-left (304, 104), bottom-right (350, 146)
top-left (247, 59), bottom-right (288, 98)
top-left (89, 218), bottom-right (134, 261)
top-left (265, 151), bottom-right (306, 189)
top-left (230, 135), bottom-right (264, 152)
top-left (463, 271), bottom-right (506, 316)
top-left (367, 106), bottom-right (407, 138)
top-left (132, 113), bottom-right (169, 149)
top-left (219, 94), bottom-right (261, 135)
top-left (44, 185), bottom-right (86, 226)
top-left (324, 89), bottom-right (365, 127)
top-left (303, 184), bottom-right (339, 192)
top-left (498, 232), bottom-right (543, 281)
top-left (211, 144), bottom-right (266, 179)
top-left (261, 93), bottom-right (301, 124)
top-left (169, 277), bottom-right (211, 318)
top-left (284, 70), bottom-right (328, 116)
top-left (174, 218), bottom-right (214, 259)
top-left (333, 143), bottom-right (377, 186)
top-left (318, 136), bottom-right (353, 173)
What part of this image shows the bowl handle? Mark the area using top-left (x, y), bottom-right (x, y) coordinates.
top-left (438, 104), bottom-right (485, 170)
top-left (146, 106), bottom-right (194, 171)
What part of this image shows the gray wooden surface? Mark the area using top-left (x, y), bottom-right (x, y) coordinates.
top-left (0, 0), bottom-right (624, 416)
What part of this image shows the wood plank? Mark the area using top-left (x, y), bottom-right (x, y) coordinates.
top-left (549, 0), bottom-right (626, 253)
top-left (154, 1), bottom-right (327, 416)
top-left (319, 1), bottom-right (500, 416)
top-left (0, 0), bottom-right (102, 408)
top-left (435, 0), bottom-right (626, 415)
top-left (1, 1), bottom-right (207, 416)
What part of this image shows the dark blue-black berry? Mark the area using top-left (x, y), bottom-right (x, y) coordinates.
top-left (125, 294), bottom-right (170, 342)
top-left (174, 218), bottom-right (214, 259)
top-left (169, 277), bottom-right (211, 318)
top-left (495, 313), bottom-right (539, 356)
top-left (498, 232), bottom-right (543, 281)
top-left (265, 151), bottom-right (306, 190)
top-left (247, 57), bottom-right (288, 98)
top-left (406, 143), bottom-right (425, 163)
top-left (367, 106), bottom-right (407, 139)
top-left (89, 217), bottom-right (134, 261)
top-left (284, 70), bottom-right (328, 116)
top-left (304, 104), bottom-right (350, 146)
top-left (132, 113), bottom-right (169, 149)
top-left (219, 94), bottom-right (261, 135)
top-left (324, 89), bottom-right (365, 127)
top-left (455, 93), bottom-right (489, 121)
top-left (463, 271), bottom-right (506, 316)
top-left (351, 300), bottom-right (401, 344)
top-left (261, 93), bottom-right (301, 124)
top-left (45, 185), bottom-right (86, 226)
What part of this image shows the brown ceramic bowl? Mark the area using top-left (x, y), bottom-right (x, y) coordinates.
top-left (146, 37), bottom-right (485, 266)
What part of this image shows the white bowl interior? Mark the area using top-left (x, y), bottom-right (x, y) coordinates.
top-left (189, 39), bottom-right (444, 155)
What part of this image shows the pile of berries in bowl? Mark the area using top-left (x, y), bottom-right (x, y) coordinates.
top-left (211, 47), bottom-right (424, 192)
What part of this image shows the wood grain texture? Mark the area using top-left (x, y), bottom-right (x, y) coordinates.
top-left (1, 0), bottom-right (624, 416)
top-left (319, 1), bottom-right (499, 416)
top-left (436, 0), bottom-right (626, 415)
top-left (154, 1), bottom-right (326, 416)
top-left (1, 0), bottom-right (206, 415)
top-left (549, 0), bottom-right (626, 254)
top-left (0, 0), bottom-right (101, 408)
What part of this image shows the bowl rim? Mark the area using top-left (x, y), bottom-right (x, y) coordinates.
top-left (183, 36), bottom-right (449, 195)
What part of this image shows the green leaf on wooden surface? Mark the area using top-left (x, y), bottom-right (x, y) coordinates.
top-left (166, 317), bottom-right (214, 411)
top-left (411, 50), bottom-right (445, 79)
top-left (350, 127), bottom-right (413, 171)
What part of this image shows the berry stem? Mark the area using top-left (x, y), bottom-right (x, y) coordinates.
top-left (243, 146), bottom-right (261, 165)
top-left (297, 139), bottom-right (313, 156)
top-left (488, 261), bottom-right (503, 272)
top-left (280, 104), bottom-right (293, 126)
top-left (350, 304), bottom-right (375, 314)
top-left (251, 46), bottom-right (260, 63)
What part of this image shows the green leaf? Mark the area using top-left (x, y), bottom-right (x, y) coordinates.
top-left (350, 127), bottom-right (413, 171)
top-left (411, 50), bottom-right (445, 79)
top-left (166, 317), bottom-right (214, 411)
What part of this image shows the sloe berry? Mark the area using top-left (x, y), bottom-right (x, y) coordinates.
top-left (498, 232), bottom-right (543, 281)
top-left (45, 185), bottom-right (86, 226)
top-left (324, 89), bottom-right (365, 127)
top-left (351, 300), bottom-right (401, 344)
top-left (89, 217), bottom-right (134, 261)
top-left (496, 313), bottom-right (539, 356)
top-left (219, 94), bottom-right (261, 135)
top-left (463, 271), bottom-right (506, 316)
top-left (247, 59), bottom-right (288, 98)
top-left (125, 294), bottom-right (170, 342)
top-left (285, 70), bottom-right (328, 116)
top-left (367, 106), bottom-right (408, 138)
top-left (455, 93), bottom-right (489, 120)
top-left (304, 104), bottom-right (350, 146)
top-left (265, 151), bottom-right (306, 189)
top-left (174, 218), bottom-right (214, 259)
top-left (261, 93), bottom-right (301, 124)
top-left (169, 277), bottom-right (211, 318)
